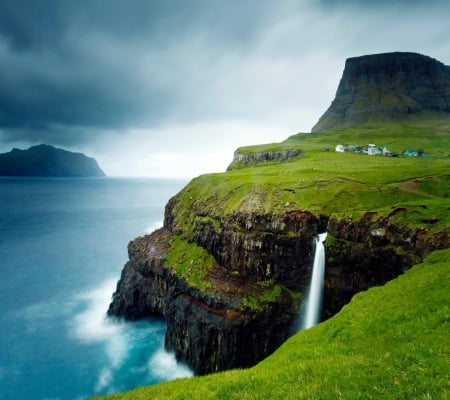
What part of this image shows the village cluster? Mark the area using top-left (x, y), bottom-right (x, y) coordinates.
top-left (333, 143), bottom-right (427, 157)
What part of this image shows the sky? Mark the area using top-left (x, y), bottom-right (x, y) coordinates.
top-left (1, 0), bottom-right (449, 177)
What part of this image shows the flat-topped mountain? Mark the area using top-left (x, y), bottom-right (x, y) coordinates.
top-left (0, 144), bottom-right (106, 177)
top-left (312, 52), bottom-right (450, 132)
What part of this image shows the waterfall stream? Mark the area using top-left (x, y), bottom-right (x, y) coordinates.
top-left (301, 232), bottom-right (327, 329)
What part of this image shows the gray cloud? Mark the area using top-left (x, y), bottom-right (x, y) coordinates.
top-left (0, 0), bottom-right (449, 175)
top-left (0, 1), bottom-right (286, 143)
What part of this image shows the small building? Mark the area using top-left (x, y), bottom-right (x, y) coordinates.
top-left (368, 144), bottom-right (381, 156)
top-left (403, 149), bottom-right (419, 157)
top-left (335, 144), bottom-right (348, 153)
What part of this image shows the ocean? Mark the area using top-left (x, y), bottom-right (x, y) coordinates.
top-left (0, 177), bottom-right (192, 400)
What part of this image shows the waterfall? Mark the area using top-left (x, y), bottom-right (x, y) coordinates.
top-left (301, 232), bottom-right (327, 329)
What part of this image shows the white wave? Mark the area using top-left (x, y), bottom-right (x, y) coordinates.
top-left (149, 349), bottom-right (193, 381)
top-left (69, 278), bottom-right (124, 343)
top-left (68, 278), bottom-right (131, 395)
top-left (105, 334), bottom-right (129, 369)
top-left (95, 368), bottom-right (113, 393)
top-left (144, 221), bottom-right (163, 234)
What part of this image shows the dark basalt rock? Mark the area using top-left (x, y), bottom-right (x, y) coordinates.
top-left (312, 52), bottom-right (450, 132)
top-left (108, 228), bottom-right (300, 375)
top-left (108, 203), bottom-right (449, 375)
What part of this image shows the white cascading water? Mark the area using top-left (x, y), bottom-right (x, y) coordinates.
top-left (302, 232), bottom-right (327, 329)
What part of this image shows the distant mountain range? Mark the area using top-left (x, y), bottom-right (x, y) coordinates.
top-left (0, 144), bottom-right (106, 177)
top-left (312, 52), bottom-right (450, 132)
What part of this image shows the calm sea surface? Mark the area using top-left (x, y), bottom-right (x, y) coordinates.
top-left (0, 177), bottom-right (192, 400)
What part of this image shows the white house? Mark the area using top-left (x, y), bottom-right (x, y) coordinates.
top-left (368, 144), bottom-right (381, 155)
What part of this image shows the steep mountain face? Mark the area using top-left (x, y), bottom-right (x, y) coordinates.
top-left (312, 52), bottom-right (450, 132)
top-left (0, 144), bottom-right (105, 177)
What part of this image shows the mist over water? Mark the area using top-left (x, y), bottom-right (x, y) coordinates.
top-left (0, 177), bottom-right (190, 400)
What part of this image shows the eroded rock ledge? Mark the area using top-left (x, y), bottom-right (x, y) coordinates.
top-left (227, 149), bottom-right (302, 170)
top-left (108, 200), bottom-right (448, 375)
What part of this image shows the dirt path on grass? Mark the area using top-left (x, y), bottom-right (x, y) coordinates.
top-left (398, 178), bottom-right (441, 199)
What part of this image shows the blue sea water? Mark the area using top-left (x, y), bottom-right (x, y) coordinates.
top-left (0, 177), bottom-right (192, 400)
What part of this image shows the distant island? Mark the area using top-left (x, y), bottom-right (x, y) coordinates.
top-left (0, 144), bottom-right (106, 177)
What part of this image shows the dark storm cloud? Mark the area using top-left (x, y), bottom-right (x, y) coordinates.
top-left (0, 0), bottom-right (279, 145)
top-left (0, 0), bottom-right (449, 150)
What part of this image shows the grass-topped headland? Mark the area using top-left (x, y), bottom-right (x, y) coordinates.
top-left (108, 117), bottom-right (449, 386)
top-left (160, 119), bottom-right (448, 313)
top-left (104, 52), bottom-right (450, 396)
top-left (93, 248), bottom-right (450, 399)
top-left (169, 120), bottom-right (449, 234)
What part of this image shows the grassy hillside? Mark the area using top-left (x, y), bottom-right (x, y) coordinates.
top-left (94, 120), bottom-right (449, 399)
top-left (169, 120), bottom-right (449, 237)
top-left (93, 248), bottom-right (450, 400)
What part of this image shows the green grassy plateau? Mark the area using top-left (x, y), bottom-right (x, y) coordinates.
top-left (93, 248), bottom-right (449, 400)
top-left (96, 120), bottom-right (449, 399)
top-left (169, 120), bottom-right (449, 237)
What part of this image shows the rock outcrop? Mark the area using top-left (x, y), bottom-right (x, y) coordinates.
top-left (312, 52), bottom-right (450, 132)
top-left (324, 210), bottom-right (449, 317)
top-left (0, 144), bottom-right (105, 177)
top-left (109, 208), bottom-right (328, 374)
top-left (227, 149), bottom-right (302, 170)
top-left (109, 199), bottom-right (449, 375)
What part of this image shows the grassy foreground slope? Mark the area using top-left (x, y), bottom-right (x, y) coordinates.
top-left (94, 248), bottom-right (449, 400)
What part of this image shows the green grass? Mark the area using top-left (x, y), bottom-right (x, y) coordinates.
top-left (164, 120), bottom-right (448, 306)
top-left (169, 121), bottom-right (449, 236)
top-left (93, 248), bottom-right (450, 400)
top-left (91, 120), bottom-right (449, 399)
top-left (165, 236), bottom-right (215, 291)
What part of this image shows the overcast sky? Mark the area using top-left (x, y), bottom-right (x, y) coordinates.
top-left (1, 0), bottom-right (449, 177)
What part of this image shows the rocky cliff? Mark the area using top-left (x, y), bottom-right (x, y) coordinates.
top-left (0, 144), bottom-right (105, 177)
top-left (312, 52), bottom-right (450, 132)
top-left (108, 51), bottom-right (450, 376)
top-left (227, 149), bottom-right (302, 170)
top-left (109, 198), bottom-right (448, 374)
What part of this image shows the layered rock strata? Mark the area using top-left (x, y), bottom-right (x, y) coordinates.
top-left (312, 52), bottom-right (450, 132)
top-left (108, 201), bottom-right (448, 375)
top-left (227, 149), bottom-right (301, 170)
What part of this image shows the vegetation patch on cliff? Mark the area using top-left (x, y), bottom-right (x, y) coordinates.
top-left (165, 236), bottom-right (215, 291)
top-left (94, 248), bottom-right (450, 400)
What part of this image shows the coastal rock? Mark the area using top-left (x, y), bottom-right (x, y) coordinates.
top-left (109, 228), bottom-right (299, 374)
top-left (108, 202), bottom-right (449, 375)
top-left (312, 52), bottom-right (450, 132)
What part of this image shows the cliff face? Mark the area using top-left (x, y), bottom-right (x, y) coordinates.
top-left (312, 52), bottom-right (450, 132)
top-left (324, 211), bottom-right (449, 317)
top-left (227, 149), bottom-right (302, 170)
top-left (108, 51), bottom-right (450, 376)
top-left (109, 199), bottom-right (449, 375)
top-left (0, 144), bottom-right (105, 177)
top-left (108, 227), bottom-right (302, 374)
